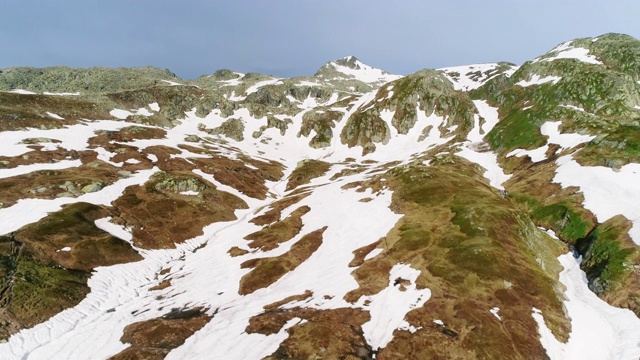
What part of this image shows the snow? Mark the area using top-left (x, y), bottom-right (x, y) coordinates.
top-left (560, 104), bottom-right (586, 112)
top-left (295, 80), bottom-right (322, 87)
top-left (329, 57), bottom-right (402, 85)
top-left (2, 68), bottom-right (638, 359)
top-left (8, 89), bottom-right (36, 95)
top-left (490, 307), bottom-right (502, 321)
top-left (355, 264), bottom-right (430, 351)
top-left (94, 217), bottom-right (133, 243)
top-left (244, 79), bottom-right (283, 95)
top-left (161, 79), bottom-right (184, 86)
top-left (0, 160), bottom-right (82, 179)
top-left (0, 119), bottom-right (140, 157)
top-left (57, 247), bottom-right (72, 252)
top-left (363, 248), bottom-right (383, 261)
top-left (507, 121), bottom-right (595, 163)
top-left (46, 111), bottom-right (64, 120)
top-left (110, 107), bottom-right (154, 119)
top-left (533, 253), bottom-right (640, 360)
top-left (553, 156), bottom-right (640, 244)
top-left (110, 109), bottom-right (133, 119)
top-left (43, 92), bottom-right (81, 96)
top-left (439, 63), bottom-right (516, 91)
top-left (516, 74), bottom-right (562, 87)
top-left (457, 100), bottom-right (511, 190)
top-left (507, 146), bottom-right (549, 163)
top-left (534, 43), bottom-right (602, 65)
top-left (0, 167), bottom-right (157, 236)
top-left (179, 190), bottom-right (199, 196)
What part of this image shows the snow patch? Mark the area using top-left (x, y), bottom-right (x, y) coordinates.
top-left (490, 307), bottom-right (502, 321)
top-left (356, 263), bottom-right (431, 351)
top-left (8, 89), bottom-right (36, 95)
top-left (533, 253), bottom-right (640, 360)
top-left (328, 57), bottom-right (402, 85)
top-left (46, 112), bottom-right (64, 120)
top-left (516, 74), bottom-right (561, 87)
top-left (554, 156), bottom-right (640, 244)
top-left (161, 80), bottom-right (184, 86)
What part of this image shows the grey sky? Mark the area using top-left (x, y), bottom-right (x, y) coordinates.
top-left (2, 1), bottom-right (639, 79)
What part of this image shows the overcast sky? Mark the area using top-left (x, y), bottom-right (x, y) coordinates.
top-left (2, 1), bottom-right (639, 79)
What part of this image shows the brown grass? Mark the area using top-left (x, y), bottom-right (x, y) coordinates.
top-left (239, 227), bottom-right (326, 295)
top-left (112, 171), bottom-right (247, 249)
top-left (285, 160), bottom-right (331, 191)
top-left (191, 155), bottom-right (284, 200)
top-left (0, 162), bottom-right (123, 208)
top-left (244, 206), bottom-right (310, 251)
top-left (250, 193), bottom-right (310, 226)
top-left (342, 159), bottom-right (571, 359)
top-left (109, 308), bottom-right (211, 360)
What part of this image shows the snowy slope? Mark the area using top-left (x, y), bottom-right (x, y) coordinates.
top-left (2, 35), bottom-right (640, 359)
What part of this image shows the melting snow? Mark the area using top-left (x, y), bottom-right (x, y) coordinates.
top-left (534, 42), bottom-right (602, 65)
top-left (8, 89), bottom-right (36, 95)
top-left (516, 74), bottom-right (562, 87)
top-left (457, 100), bottom-right (511, 190)
top-left (244, 79), bottom-right (283, 95)
top-left (0, 160), bottom-right (83, 179)
top-left (507, 121), bottom-right (595, 163)
top-left (46, 112), bottom-right (64, 120)
top-left (356, 263), bottom-right (431, 351)
top-left (439, 63), bottom-right (515, 91)
top-left (490, 307), bottom-right (502, 321)
top-left (329, 57), bottom-right (402, 84)
top-left (161, 80), bottom-right (184, 86)
top-left (554, 156), bottom-right (640, 244)
top-left (43, 92), bottom-right (81, 96)
top-left (532, 253), bottom-right (640, 360)
top-left (109, 109), bottom-right (134, 119)
top-left (363, 248), bottom-right (384, 261)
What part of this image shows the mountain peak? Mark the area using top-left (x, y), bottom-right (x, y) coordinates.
top-left (314, 56), bottom-right (402, 85)
top-left (333, 56), bottom-right (363, 69)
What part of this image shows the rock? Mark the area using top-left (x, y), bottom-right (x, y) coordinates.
top-left (59, 181), bottom-right (77, 193)
top-left (118, 170), bottom-right (133, 177)
top-left (153, 173), bottom-right (208, 193)
top-left (81, 182), bottom-right (103, 193)
top-left (56, 192), bottom-right (76, 198)
top-left (185, 135), bottom-right (201, 142)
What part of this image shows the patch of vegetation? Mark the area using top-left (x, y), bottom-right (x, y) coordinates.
top-left (9, 257), bottom-right (89, 328)
top-left (345, 160), bottom-right (570, 358)
top-left (239, 227), bottom-right (326, 295)
top-left (285, 159), bottom-right (331, 191)
top-left (114, 171), bottom-right (247, 249)
top-left (110, 308), bottom-right (211, 360)
top-left (577, 216), bottom-right (639, 300)
top-left (486, 108), bottom-right (546, 151)
top-left (531, 202), bottom-right (592, 241)
top-left (244, 206), bottom-right (310, 251)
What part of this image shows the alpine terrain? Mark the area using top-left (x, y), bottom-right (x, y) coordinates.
top-left (1, 33), bottom-right (640, 359)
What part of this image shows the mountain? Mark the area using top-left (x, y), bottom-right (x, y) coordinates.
top-left (1, 33), bottom-right (640, 359)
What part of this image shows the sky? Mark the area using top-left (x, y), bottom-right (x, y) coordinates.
top-left (1, 0), bottom-right (640, 79)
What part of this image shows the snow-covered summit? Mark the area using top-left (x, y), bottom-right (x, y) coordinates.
top-left (439, 62), bottom-right (518, 91)
top-left (315, 56), bottom-right (402, 85)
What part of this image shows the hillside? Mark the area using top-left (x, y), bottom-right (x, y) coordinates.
top-left (0, 33), bottom-right (639, 360)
